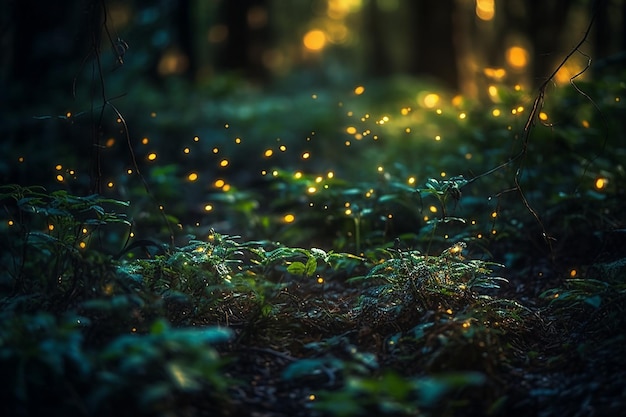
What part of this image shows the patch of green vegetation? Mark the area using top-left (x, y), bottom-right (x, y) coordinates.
top-left (2, 67), bottom-right (625, 416)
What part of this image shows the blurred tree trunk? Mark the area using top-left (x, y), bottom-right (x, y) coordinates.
top-left (216, 0), bottom-right (270, 81)
top-left (409, 0), bottom-right (459, 90)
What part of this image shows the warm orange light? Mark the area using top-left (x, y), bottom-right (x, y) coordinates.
top-left (147, 152), bottom-right (157, 161)
top-left (188, 172), bottom-right (198, 181)
top-left (354, 86), bottom-right (365, 95)
top-left (283, 213), bottom-right (295, 223)
top-left (219, 159), bottom-right (229, 167)
top-left (346, 126), bottom-right (357, 134)
top-left (303, 30), bottom-right (326, 51)
top-left (506, 46), bottom-right (529, 69)
top-left (476, 0), bottom-right (495, 21)
top-left (595, 178), bottom-right (608, 190)
top-left (214, 179), bottom-right (225, 188)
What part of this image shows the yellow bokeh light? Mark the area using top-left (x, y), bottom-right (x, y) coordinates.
top-left (264, 149), bottom-right (274, 157)
top-left (284, 213), bottom-right (296, 223)
top-left (204, 204), bottom-right (214, 212)
top-left (459, 112), bottom-right (467, 120)
top-left (48, 224), bottom-right (54, 231)
top-left (56, 174), bottom-right (64, 182)
top-left (188, 172), bottom-right (198, 181)
top-left (8, 220), bottom-right (14, 226)
top-left (354, 85), bottom-right (365, 95)
top-left (55, 164), bottom-right (62, 171)
top-left (219, 159), bottom-right (229, 167)
top-left (506, 46), bottom-right (529, 69)
top-left (595, 177), bottom-right (607, 190)
top-left (79, 241), bottom-right (87, 249)
top-left (327, 171), bottom-right (334, 178)
top-left (582, 120), bottom-right (590, 128)
top-left (407, 176), bottom-right (416, 185)
top-left (488, 85), bottom-right (498, 98)
top-left (302, 152), bottom-right (310, 159)
top-left (492, 109), bottom-right (501, 117)
top-left (317, 276), bottom-right (324, 284)
top-left (570, 269), bottom-right (577, 277)
top-left (107, 181), bottom-right (114, 188)
top-left (213, 147), bottom-right (219, 154)
top-left (147, 152), bottom-right (157, 161)
top-left (539, 112), bottom-right (548, 121)
top-left (307, 186), bottom-right (317, 194)
top-left (303, 30), bottom-right (326, 51)
top-left (183, 147), bottom-right (190, 154)
top-left (346, 126), bottom-right (357, 134)
top-left (142, 137), bottom-right (149, 145)
top-left (483, 67), bottom-right (506, 80)
top-left (476, 0), bottom-right (495, 21)
top-left (429, 205), bottom-right (438, 213)
top-left (223, 184), bottom-right (231, 192)
top-left (215, 179), bottom-right (225, 188)
top-left (423, 93), bottom-right (440, 108)
top-left (294, 171), bottom-right (303, 179)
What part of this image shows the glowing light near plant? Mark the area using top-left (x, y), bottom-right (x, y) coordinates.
top-left (492, 109), bottom-right (501, 117)
top-left (354, 86), bottom-right (365, 95)
top-left (595, 178), bottom-right (607, 190)
top-left (539, 112), bottom-right (548, 121)
top-left (56, 174), bottom-right (64, 182)
top-left (142, 137), bottom-right (149, 145)
top-left (408, 176), bottom-right (416, 185)
top-left (346, 126), bottom-right (357, 134)
top-left (294, 171), bottom-right (303, 179)
top-left (147, 152), bottom-right (157, 161)
top-left (582, 120), bottom-right (590, 128)
top-left (423, 93), bottom-right (440, 108)
top-left (459, 112), bottom-right (467, 120)
top-left (317, 276), bottom-right (324, 284)
top-left (307, 186), bottom-right (317, 194)
top-left (188, 172), bottom-right (198, 181)
top-left (570, 269), bottom-right (577, 277)
top-left (8, 220), bottom-right (14, 226)
top-left (219, 159), bottom-right (229, 167)
top-left (302, 152), bottom-right (311, 159)
top-left (48, 224), bottom-right (54, 231)
top-left (214, 179), bottom-right (225, 188)
top-left (107, 181), bottom-right (114, 188)
top-left (283, 213), bottom-right (295, 223)
top-left (429, 205), bottom-right (438, 213)
top-left (55, 164), bottom-right (62, 170)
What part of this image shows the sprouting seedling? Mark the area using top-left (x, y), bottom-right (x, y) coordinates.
top-left (421, 176), bottom-right (467, 220)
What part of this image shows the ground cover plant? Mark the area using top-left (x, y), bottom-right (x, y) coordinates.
top-left (1, 2), bottom-right (626, 416)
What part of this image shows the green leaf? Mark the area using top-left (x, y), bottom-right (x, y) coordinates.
top-left (305, 256), bottom-right (318, 276)
top-left (287, 261), bottom-right (306, 275)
